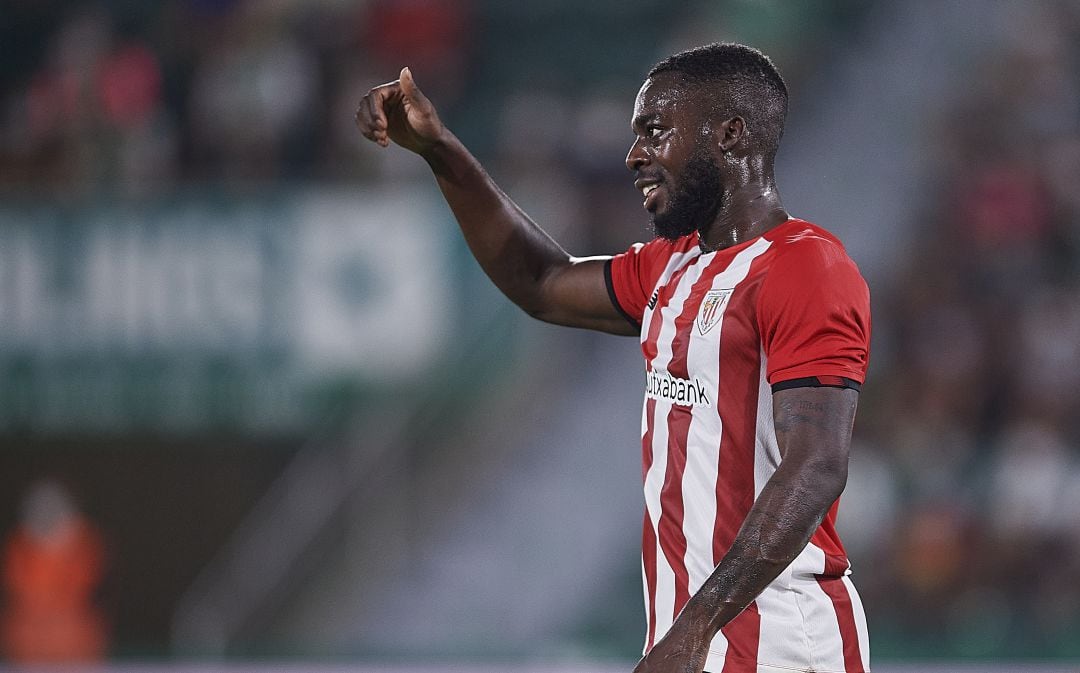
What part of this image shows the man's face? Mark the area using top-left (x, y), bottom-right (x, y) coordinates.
top-left (626, 72), bottom-right (724, 241)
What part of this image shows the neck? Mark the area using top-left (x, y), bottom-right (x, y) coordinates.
top-left (698, 180), bottom-right (788, 252)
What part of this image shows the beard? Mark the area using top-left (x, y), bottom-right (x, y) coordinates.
top-left (650, 150), bottom-right (723, 241)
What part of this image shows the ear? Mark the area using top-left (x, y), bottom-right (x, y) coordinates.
top-left (718, 116), bottom-right (745, 152)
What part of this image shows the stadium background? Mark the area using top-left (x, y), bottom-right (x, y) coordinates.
top-left (0, 0), bottom-right (1079, 671)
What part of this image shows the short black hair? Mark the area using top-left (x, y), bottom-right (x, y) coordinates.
top-left (648, 43), bottom-right (788, 162)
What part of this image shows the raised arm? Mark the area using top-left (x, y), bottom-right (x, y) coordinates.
top-left (356, 68), bottom-right (636, 336)
top-left (632, 385), bottom-right (858, 673)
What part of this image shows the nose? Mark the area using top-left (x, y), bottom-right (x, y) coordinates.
top-left (625, 137), bottom-right (649, 172)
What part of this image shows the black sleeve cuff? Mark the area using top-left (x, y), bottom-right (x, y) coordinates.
top-left (604, 258), bottom-right (642, 332)
top-left (771, 376), bottom-right (862, 393)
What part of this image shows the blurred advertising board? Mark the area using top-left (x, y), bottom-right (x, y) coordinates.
top-left (0, 188), bottom-right (455, 434)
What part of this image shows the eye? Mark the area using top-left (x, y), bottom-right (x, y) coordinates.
top-left (646, 125), bottom-right (665, 139)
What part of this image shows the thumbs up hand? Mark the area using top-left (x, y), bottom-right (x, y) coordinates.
top-left (355, 67), bottom-right (446, 156)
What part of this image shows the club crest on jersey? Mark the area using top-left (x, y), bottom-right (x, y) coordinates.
top-left (697, 289), bottom-right (734, 335)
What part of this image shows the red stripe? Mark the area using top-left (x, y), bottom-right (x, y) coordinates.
top-left (641, 399), bottom-right (658, 650)
top-left (816, 577), bottom-right (865, 673)
top-left (640, 262), bottom-right (695, 365)
top-left (659, 259), bottom-right (730, 617)
top-left (811, 500), bottom-right (850, 577)
top-left (641, 512), bottom-right (659, 650)
top-left (719, 602), bottom-right (760, 672)
top-left (712, 268), bottom-right (765, 561)
top-left (658, 406), bottom-right (691, 614)
top-left (642, 398), bottom-right (657, 483)
top-left (823, 550), bottom-right (850, 578)
top-left (640, 266), bottom-right (676, 644)
top-left (708, 270), bottom-right (765, 668)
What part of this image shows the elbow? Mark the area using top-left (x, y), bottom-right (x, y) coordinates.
top-left (793, 444), bottom-right (848, 505)
top-left (521, 302), bottom-right (557, 324)
top-left (816, 457), bottom-right (848, 504)
top-left (516, 266), bottom-right (560, 323)
top-left (499, 278), bottom-right (550, 322)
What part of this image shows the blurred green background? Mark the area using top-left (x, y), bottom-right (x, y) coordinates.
top-left (1, 0), bottom-right (1079, 668)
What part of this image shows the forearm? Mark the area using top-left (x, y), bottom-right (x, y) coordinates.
top-left (683, 458), bottom-right (845, 636)
top-left (422, 132), bottom-right (571, 317)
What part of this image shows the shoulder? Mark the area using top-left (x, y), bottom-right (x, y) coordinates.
top-left (756, 219), bottom-right (870, 312)
top-left (614, 232), bottom-right (701, 276)
top-left (630, 232), bottom-right (700, 258)
top-left (608, 233), bottom-right (701, 324)
top-left (765, 219), bottom-right (859, 273)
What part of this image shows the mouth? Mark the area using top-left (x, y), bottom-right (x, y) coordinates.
top-left (636, 180), bottom-right (663, 211)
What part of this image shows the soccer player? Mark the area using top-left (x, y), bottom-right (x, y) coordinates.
top-left (356, 43), bottom-right (871, 673)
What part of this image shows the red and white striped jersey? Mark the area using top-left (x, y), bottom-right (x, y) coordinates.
top-left (606, 218), bottom-right (872, 673)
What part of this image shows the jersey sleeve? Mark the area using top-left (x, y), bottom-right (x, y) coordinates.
top-left (756, 237), bottom-right (871, 387)
top-left (605, 238), bottom-right (676, 329)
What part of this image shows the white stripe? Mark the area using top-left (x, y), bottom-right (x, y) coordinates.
top-left (753, 579), bottom-right (812, 671)
top-left (643, 398), bottom-right (674, 642)
top-left (637, 246), bottom-right (699, 650)
top-left (639, 249), bottom-right (701, 347)
top-left (674, 241), bottom-right (771, 668)
top-left (702, 639), bottom-right (729, 672)
top-left (642, 250), bottom-right (708, 644)
top-left (753, 350), bottom-right (782, 500)
top-left (640, 553), bottom-right (651, 652)
top-left (801, 577), bottom-right (848, 673)
top-left (679, 425), bottom-right (722, 588)
top-left (682, 239), bottom-right (773, 596)
top-left (650, 264), bottom-right (708, 377)
top-left (790, 540), bottom-right (828, 578)
top-left (639, 384), bottom-right (653, 651)
top-left (756, 542), bottom-right (824, 667)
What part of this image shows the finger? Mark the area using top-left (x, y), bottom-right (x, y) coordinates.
top-left (366, 92), bottom-right (389, 146)
top-left (399, 67), bottom-right (427, 108)
top-left (368, 85), bottom-right (394, 131)
top-left (355, 83), bottom-right (398, 144)
top-left (355, 95), bottom-right (377, 140)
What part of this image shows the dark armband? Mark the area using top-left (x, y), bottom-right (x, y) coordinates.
top-left (604, 259), bottom-right (642, 331)
top-left (771, 376), bottom-right (861, 393)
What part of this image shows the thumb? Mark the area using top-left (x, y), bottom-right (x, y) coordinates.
top-left (399, 67), bottom-right (426, 105)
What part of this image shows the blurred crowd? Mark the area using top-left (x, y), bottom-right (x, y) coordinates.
top-left (0, 0), bottom-right (855, 199)
top-left (2, 0), bottom-right (1080, 661)
top-left (846, 3), bottom-right (1080, 657)
top-left (0, 0), bottom-right (473, 193)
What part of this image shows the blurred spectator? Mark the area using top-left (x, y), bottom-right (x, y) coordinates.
top-left (361, 0), bottom-right (471, 104)
top-left (989, 420), bottom-right (1076, 538)
top-left (0, 479), bottom-right (107, 663)
top-left (0, 7), bottom-right (175, 192)
top-left (187, 5), bottom-right (319, 180)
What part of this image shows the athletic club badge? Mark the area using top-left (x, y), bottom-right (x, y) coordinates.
top-left (697, 289), bottom-right (734, 335)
